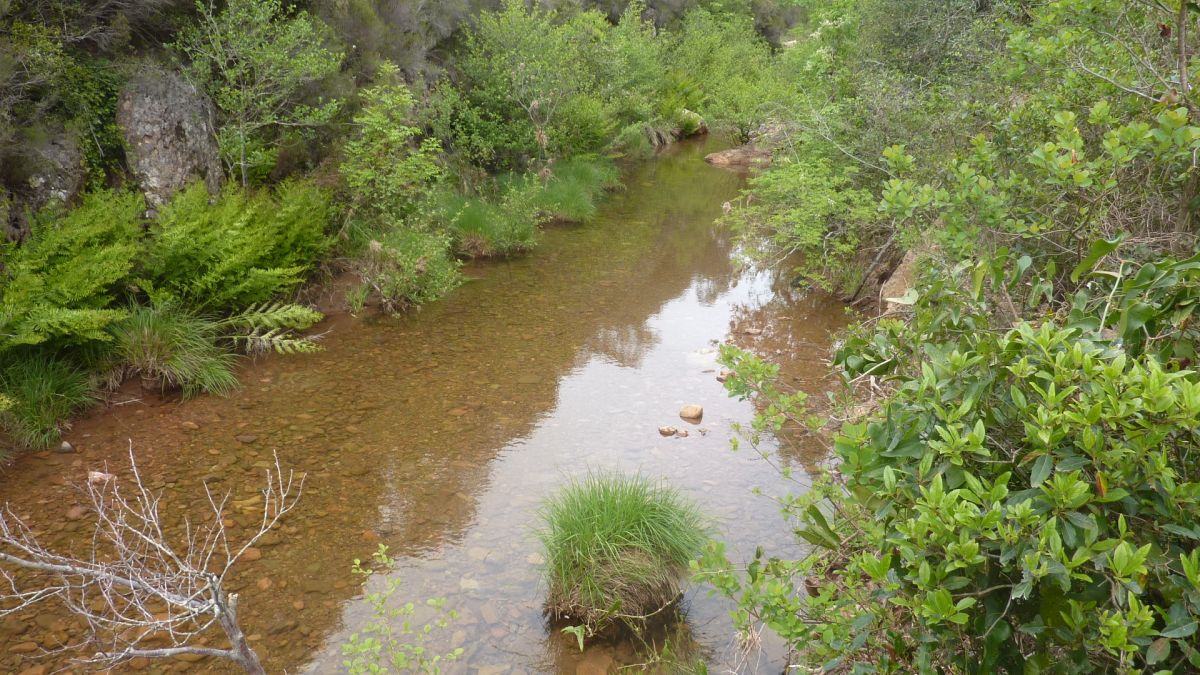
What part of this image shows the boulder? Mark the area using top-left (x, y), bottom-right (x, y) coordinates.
top-left (679, 404), bottom-right (704, 422)
top-left (704, 145), bottom-right (771, 170)
top-left (117, 67), bottom-right (222, 208)
top-left (26, 129), bottom-right (85, 207)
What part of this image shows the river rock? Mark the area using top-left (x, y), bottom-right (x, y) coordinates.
top-left (9, 641), bottom-right (37, 654)
top-left (117, 66), bottom-right (222, 208)
top-left (55, 441), bottom-right (75, 454)
top-left (675, 429), bottom-right (689, 438)
top-left (241, 547), bottom-right (262, 562)
top-left (704, 145), bottom-right (771, 170)
top-left (679, 405), bottom-right (704, 422)
top-left (65, 505), bottom-right (86, 521)
top-left (658, 425), bottom-right (678, 436)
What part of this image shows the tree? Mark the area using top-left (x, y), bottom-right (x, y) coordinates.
top-left (0, 448), bottom-right (302, 673)
top-left (174, 0), bottom-right (343, 186)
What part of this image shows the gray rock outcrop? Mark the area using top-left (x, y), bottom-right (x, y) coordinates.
top-left (117, 67), bottom-right (223, 207)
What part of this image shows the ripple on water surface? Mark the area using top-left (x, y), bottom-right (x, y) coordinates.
top-left (0, 138), bottom-right (848, 673)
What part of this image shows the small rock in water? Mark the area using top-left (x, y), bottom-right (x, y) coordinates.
top-left (679, 404), bottom-right (704, 422)
top-left (743, 327), bottom-right (763, 336)
top-left (241, 547), bottom-right (263, 562)
top-left (56, 441), bottom-right (75, 454)
top-left (88, 470), bottom-right (116, 485)
top-left (459, 577), bottom-right (481, 591)
top-left (361, 529), bottom-right (380, 544)
top-left (256, 577), bottom-right (272, 591)
top-left (575, 650), bottom-right (615, 675)
top-left (235, 434), bottom-right (258, 444)
top-left (657, 425), bottom-right (678, 437)
top-left (180, 421), bottom-right (200, 430)
top-left (716, 369), bottom-right (733, 382)
top-left (675, 429), bottom-right (689, 438)
top-left (65, 505), bottom-right (86, 521)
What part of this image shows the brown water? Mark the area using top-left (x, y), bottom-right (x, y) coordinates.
top-left (0, 138), bottom-right (847, 674)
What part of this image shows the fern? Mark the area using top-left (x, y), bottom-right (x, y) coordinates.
top-left (144, 181), bottom-right (333, 310)
top-left (218, 301), bottom-right (323, 332)
top-left (0, 190), bottom-right (143, 350)
top-left (219, 302), bottom-right (324, 355)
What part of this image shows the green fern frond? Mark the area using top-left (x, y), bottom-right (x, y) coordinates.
top-left (218, 302), bottom-right (324, 333)
top-left (227, 328), bottom-right (325, 356)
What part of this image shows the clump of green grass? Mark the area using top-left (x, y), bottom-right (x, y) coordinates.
top-left (534, 156), bottom-right (620, 223)
top-left (538, 472), bottom-right (707, 635)
top-left (0, 355), bottom-right (95, 451)
top-left (435, 179), bottom-right (542, 257)
top-left (107, 303), bottom-right (239, 398)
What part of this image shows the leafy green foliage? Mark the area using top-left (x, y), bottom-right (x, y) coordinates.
top-left (0, 189), bottom-right (143, 351)
top-left (174, 0), bottom-right (343, 184)
top-left (341, 544), bottom-right (463, 674)
top-left (144, 181), bottom-right (333, 311)
top-left (340, 63), bottom-right (444, 222)
top-left (0, 355), bottom-right (94, 452)
top-left (348, 226), bottom-right (461, 314)
top-left (218, 302), bottom-right (325, 355)
top-left (539, 472), bottom-right (707, 637)
top-left (727, 156), bottom-right (879, 294)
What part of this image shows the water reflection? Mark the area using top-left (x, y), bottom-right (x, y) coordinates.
top-left (0, 138), bottom-right (847, 674)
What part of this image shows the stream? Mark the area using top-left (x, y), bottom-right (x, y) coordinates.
top-left (0, 138), bottom-right (847, 673)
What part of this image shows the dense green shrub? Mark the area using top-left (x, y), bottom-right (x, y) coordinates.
top-left (174, 0), bottom-right (343, 185)
top-left (340, 63), bottom-right (444, 222)
top-left (106, 303), bottom-right (239, 398)
top-left (0, 355), bottom-right (94, 452)
top-left (539, 472), bottom-right (706, 637)
top-left (144, 181), bottom-right (333, 310)
top-left (0, 189), bottom-right (143, 351)
top-left (348, 226), bottom-right (461, 313)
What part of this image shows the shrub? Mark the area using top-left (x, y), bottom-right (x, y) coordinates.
top-left (0, 189), bottom-right (143, 351)
top-left (341, 544), bottom-right (463, 674)
top-left (144, 181), bottom-right (333, 311)
top-left (174, 0), bottom-right (343, 185)
top-left (539, 472), bottom-right (707, 636)
top-left (106, 303), bottom-right (239, 398)
top-left (534, 156), bottom-right (620, 223)
top-left (0, 355), bottom-right (94, 452)
top-left (339, 62), bottom-right (444, 222)
top-left (349, 225), bottom-right (461, 313)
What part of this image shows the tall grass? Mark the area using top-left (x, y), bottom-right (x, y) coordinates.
top-left (534, 156), bottom-right (620, 223)
top-left (434, 178), bottom-right (542, 257)
top-left (538, 472), bottom-right (707, 634)
top-left (108, 303), bottom-right (239, 398)
top-left (0, 356), bottom-right (95, 451)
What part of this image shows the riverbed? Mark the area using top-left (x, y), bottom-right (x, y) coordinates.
top-left (0, 138), bottom-right (847, 673)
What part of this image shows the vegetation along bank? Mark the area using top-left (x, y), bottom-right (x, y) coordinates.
top-left (0, 0), bottom-right (788, 456)
top-left (10, 0), bottom-right (1200, 671)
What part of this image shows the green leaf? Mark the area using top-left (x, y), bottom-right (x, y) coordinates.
top-left (1030, 454), bottom-right (1053, 486)
top-left (1147, 637), bottom-right (1171, 665)
top-left (1071, 236), bottom-right (1123, 282)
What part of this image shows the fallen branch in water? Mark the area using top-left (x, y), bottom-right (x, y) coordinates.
top-left (0, 444), bottom-right (302, 673)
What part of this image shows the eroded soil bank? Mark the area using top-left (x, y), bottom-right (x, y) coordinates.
top-left (0, 138), bottom-right (847, 673)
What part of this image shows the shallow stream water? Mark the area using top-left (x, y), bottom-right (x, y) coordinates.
top-left (0, 138), bottom-right (847, 673)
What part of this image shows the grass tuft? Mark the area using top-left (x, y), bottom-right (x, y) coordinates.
top-left (538, 472), bottom-right (707, 635)
top-left (0, 356), bottom-right (95, 452)
top-left (534, 156), bottom-right (621, 223)
top-left (108, 303), bottom-right (239, 398)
